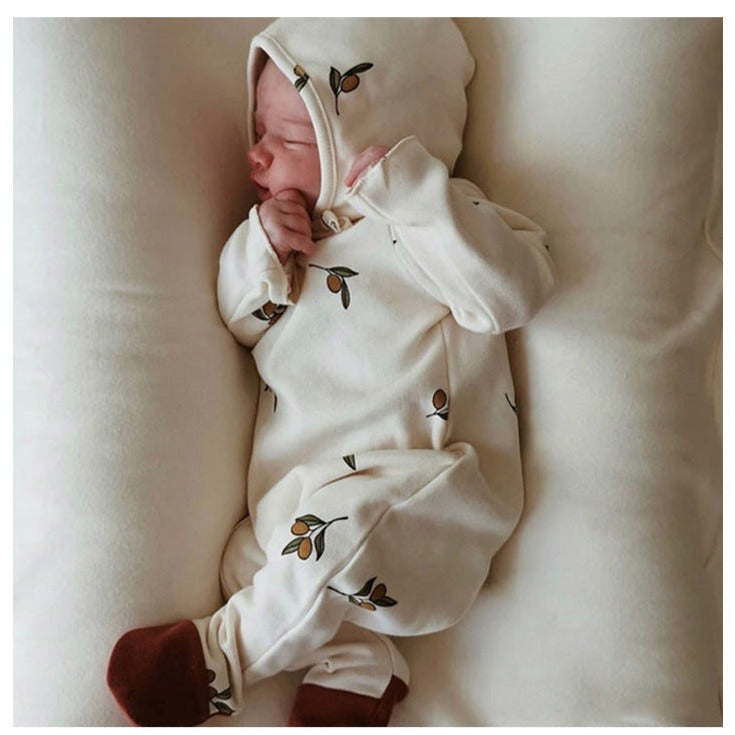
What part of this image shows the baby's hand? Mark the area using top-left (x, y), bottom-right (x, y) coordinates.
top-left (345, 146), bottom-right (390, 188)
top-left (258, 189), bottom-right (316, 264)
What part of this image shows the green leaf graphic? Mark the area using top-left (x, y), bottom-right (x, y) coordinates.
top-left (331, 267), bottom-right (358, 277)
top-left (213, 701), bottom-right (235, 715)
top-left (282, 538), bottom-right (302, 555)
top-left (346, 62), bottom-right (373, 75)
top-left (355, 577), bottom-right (377, 597)
top-left (343, 454), bottom-right (356, 470)
top-left (297, 514), bottom-right (324, 528)
top-left (341, 286), bottom-right (351, 310)
top-left (374, 596), bottom-right (397, 607)
top-left (329, 67), bottom-right (341, 95)
top-left (314, 529), bottom-right (326, 560)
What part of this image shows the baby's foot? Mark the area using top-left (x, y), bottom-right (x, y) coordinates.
top-left (107, 620), bottom-right (216, 726)
top-left (288, 675), bottom-right (408, 726)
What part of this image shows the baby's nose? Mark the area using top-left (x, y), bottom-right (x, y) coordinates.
top-left (247, 143), bottom-right (272, 170)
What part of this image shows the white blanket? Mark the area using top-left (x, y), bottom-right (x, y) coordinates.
top-left (14, 17), bottom-right (721, 725)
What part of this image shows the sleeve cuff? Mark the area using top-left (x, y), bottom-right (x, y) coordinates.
top-left (346, 136), bottom-right (449, 225)
top-left (217, 205), bottom-right (295, 327)
top-left (250, 205), bottom-right (296, 305)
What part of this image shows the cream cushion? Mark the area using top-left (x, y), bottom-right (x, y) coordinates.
top-left (14, 17), bottom-right (721, 725)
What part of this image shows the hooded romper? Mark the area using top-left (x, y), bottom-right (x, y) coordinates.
top-left (203, 18), bottom-right (555, 715)
top-left (106, 18), bottom-right (556, 725)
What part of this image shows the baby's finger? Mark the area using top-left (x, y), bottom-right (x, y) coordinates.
top-left (287, 233), bottom-right (316, 258)
top-left (281, 213), bottom-right (312, 237)
top-left (273, 198), bottom-right (311, 219)
top-left (275, 188), bottom-right (307, 209)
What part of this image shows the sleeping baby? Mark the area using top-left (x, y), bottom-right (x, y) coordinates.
top-left (107, 17), bottom-right (555, 727)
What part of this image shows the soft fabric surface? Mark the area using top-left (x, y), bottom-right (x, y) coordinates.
top-left (14, 17), bottom-right (721, 725)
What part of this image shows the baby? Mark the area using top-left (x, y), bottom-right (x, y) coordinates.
top-left (107, 18), bottom-right (555, 727)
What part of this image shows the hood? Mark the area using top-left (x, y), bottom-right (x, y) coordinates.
top-left (247, 18), bottom-right (475, 219)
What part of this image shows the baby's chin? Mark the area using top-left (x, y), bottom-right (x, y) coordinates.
top-left (255, 185), bottom-right (272, 203)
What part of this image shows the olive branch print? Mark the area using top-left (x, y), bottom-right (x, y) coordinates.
top-left (293, 64), bottom-right (309, 92)
top-left (264, 384), bottom-right (278, 412)
top-left (329, 63), bottom-right (373, 115)
top-left (426, 389), bottom-right (449, 421)
top-left (328, 577), bottom-right (397, 612)
top-left (282, 514), bottom-right (348, 561)
top-left (206, 669), bottom-right (234, 716)
top-left (252, 301), bottom-right (287, 326)
top-left (309, 264), bottom-right (358, 309)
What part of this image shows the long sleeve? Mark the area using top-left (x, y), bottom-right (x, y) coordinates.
top-left (217, 204), bottom-right (298, 348)
top-left (346, 136), bottom-right (556, 334)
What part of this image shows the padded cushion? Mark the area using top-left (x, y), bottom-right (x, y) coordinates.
top-left (14, 18), bottom-right (721, 725)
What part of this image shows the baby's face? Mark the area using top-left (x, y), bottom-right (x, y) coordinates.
top-left (248, 60), bottom-right (321, 212)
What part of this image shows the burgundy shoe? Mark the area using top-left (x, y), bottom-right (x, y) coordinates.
top-left (287, 675), bottom-right (408, 726)
top-left (107, 620), bottom-right (211, 726)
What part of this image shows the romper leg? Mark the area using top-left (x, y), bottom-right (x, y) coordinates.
top-left (285, 622), bottom-right (409, 726)
top-left (219, 519), bottom-right (411, 725)
top-left (108, 443), bottom-right (505, 726)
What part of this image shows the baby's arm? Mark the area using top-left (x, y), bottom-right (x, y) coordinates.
top-left (346, 137), bottom-right (555, 334)
top-left (217, 204), bottom-right (299, 348)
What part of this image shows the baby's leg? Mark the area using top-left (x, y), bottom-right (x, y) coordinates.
top-left (285, 622), bottom-right (409, 726)
top-left (107, 442), bottom-right (500, 726)
top-left (220, 517), bottom-right (411, 725)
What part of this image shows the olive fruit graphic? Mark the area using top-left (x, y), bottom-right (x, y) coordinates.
top-left (327, 576), bottom-right (398, 611)
top-left (298, 537), bottom-right (312, 560)
top-left (282, 514), bottom-right (348, 561)
top-left (291, 520), bottom-right (309, 536)
top-left (426, 388), bottom-right (449, 421)
top-left (309, 264), bottom-right (359, 309)
top-left (327, 274), bottom-right (342, 293)
top-left (252, 300), bottom-right (287, 325)
top-left (329, 62), bottom-right (374, 115)
top-left (341, 74), bottom-right (360, 93)
top-left (433, 389), bottom-right (446, 410)
top-left (370, 583), bottom-right (387, 602)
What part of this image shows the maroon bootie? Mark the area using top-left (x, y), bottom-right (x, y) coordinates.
top-left (287, 675), bottom-right (409, 726)
top-left (107, 620), bottom-right (212, 726)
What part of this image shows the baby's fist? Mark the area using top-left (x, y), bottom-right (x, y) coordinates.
top-left (258, 189), bottom-right (315, 264)
top-left (345, 146), bottom-right (390, 188)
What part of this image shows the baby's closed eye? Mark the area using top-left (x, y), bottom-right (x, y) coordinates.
top-left (284, 139), bottom-right (317, 148)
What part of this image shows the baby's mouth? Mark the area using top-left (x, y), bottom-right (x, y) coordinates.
top-left (251, 176), bottom-right (271, 202)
